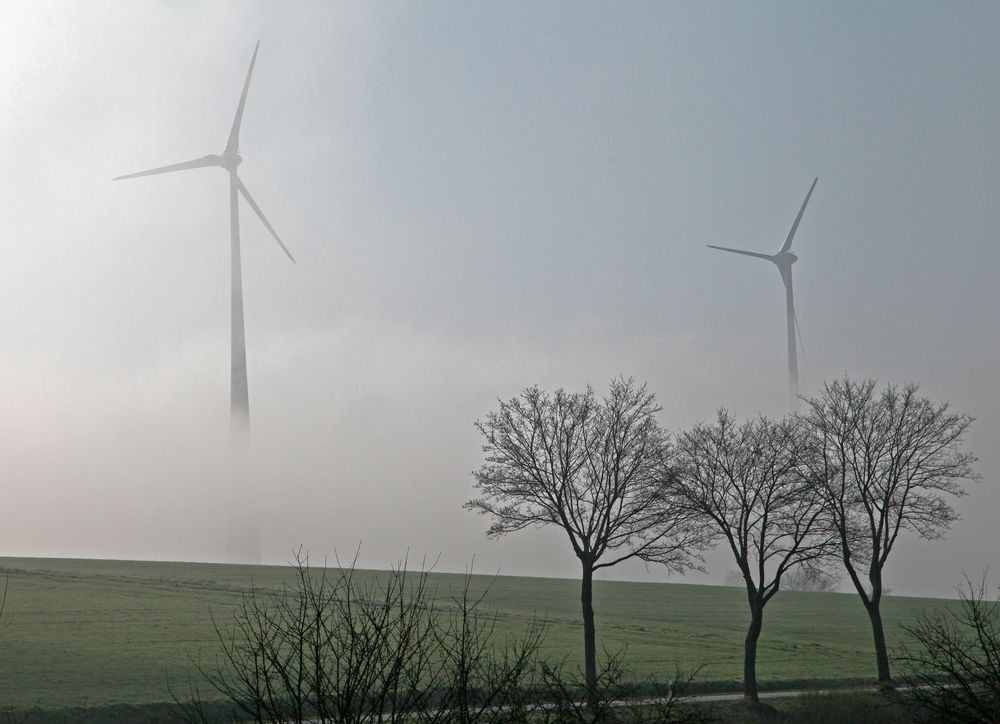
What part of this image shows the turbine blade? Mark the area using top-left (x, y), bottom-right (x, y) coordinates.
top-left (225, 41), bottom-right (260, 154)
top-left (780, 177), bottom-right (818, 253)
top-left (113, 154), bottom-right (220, 181)
top-left (236, 176), bottom-right (295, 263)
top-left (706, 245), bottom-right (775, 262)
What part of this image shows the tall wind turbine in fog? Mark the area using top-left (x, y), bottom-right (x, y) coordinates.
top-left (114, 42), bottom-right (293, 431)
top-left (708, 178), bottom-right (817, 406)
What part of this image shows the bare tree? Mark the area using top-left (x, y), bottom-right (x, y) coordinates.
top-left (799, 378), bottom-right (978, 687)
top-left (673, 410), bottom-right (832, 704)
top-left (900, 571), bottom-right (1000, 723)
top-left (465, 378), bottom-right (706, 700)
top-left (782, 561), bottom-right (840, 593)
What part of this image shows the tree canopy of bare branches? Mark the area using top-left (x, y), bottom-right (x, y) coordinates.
top-left (465, 377), bottom-right (706, 698)
top-left (782, 561), bottom-right (839, 593)
top-left (674, 410), bottom-right (832, 703)
top-left (799, 377), bottom-right (979, 686)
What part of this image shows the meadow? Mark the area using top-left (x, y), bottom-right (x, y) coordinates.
top-left (0, 556), bottom-right (961, 715)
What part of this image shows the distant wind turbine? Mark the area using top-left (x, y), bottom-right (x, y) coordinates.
top-left (114, 42), bottom-right (293, 431)
top-left (708, 178), bottom-right (817, 406)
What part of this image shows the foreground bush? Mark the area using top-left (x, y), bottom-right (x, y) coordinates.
top-left (174, 552), bottom-right (698, 723)
top-left (175, 552), bottom-right (543, 722)
top-left (900, 573), bottom-right (1000, 723)
top-left (535, 652), bottom-right (704, 723)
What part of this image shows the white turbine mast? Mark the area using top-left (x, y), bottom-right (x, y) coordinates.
top-left (114, 41), bottom-right (294, 432)
top-left (708, 177), bottom-right (817, 408)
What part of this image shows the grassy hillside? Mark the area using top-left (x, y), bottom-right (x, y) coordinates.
top-left (0, 557), bottom-right (960, 711)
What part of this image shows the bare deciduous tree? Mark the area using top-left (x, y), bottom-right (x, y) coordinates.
top-left (674, 411), bottom-right (831, 704)
top-left (782, 561), bottom-right (840, 593)
top-left (465, 378), bottom-right (706, 700)
top-left (799, 378), bottom-right (978, 687)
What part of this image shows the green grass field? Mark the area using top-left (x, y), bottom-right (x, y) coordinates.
top-left (0, 557), bottom-right (961, 714)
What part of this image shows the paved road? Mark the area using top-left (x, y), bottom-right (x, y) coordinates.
top-left (684, 686), bottom-right (876, 704)
top-left (303, 685), bottom-right (883, 722)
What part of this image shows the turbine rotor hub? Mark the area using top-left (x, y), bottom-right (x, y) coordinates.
top-left (220, 150), bottom-right (243, 171)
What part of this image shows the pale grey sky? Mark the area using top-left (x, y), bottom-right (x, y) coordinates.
top-left (1, 1), bottom-right (998, 598)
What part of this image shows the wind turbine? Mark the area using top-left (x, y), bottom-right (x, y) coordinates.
top-left (708, 178), bottom-right (817, 406)
top-left (114, 42), bottom-right (294, 431)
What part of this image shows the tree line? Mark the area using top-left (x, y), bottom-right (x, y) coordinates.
top-left (170, 374), bottom-right (981, 720)
top-left (465, 376), bottom-right (978, 705)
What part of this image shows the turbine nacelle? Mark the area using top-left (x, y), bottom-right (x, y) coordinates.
top-left (219, 149), bottom-right (243, 171)
top-left (112, 43), bottom-right (292, 264)
top-left (707, 178), bottom-right (817, 265)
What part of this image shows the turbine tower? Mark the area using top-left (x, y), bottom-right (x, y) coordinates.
top-left (114, 42), bottom-right (294, 431)
top-left (708, 178), bottom-right (817, 407)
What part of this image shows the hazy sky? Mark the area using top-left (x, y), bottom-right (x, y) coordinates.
top-left (1, 2), bottom-right (998, 598)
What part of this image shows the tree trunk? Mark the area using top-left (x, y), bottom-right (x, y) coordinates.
top-left (743, 600), bottom-right (764, 703)
top-left (580, 560), bottom-right (598, 705)
top-left (865, 601), bottom-right (893, 686)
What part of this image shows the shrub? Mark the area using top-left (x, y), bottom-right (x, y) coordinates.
top-left (900, 572), bottom-right (1000, 723)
